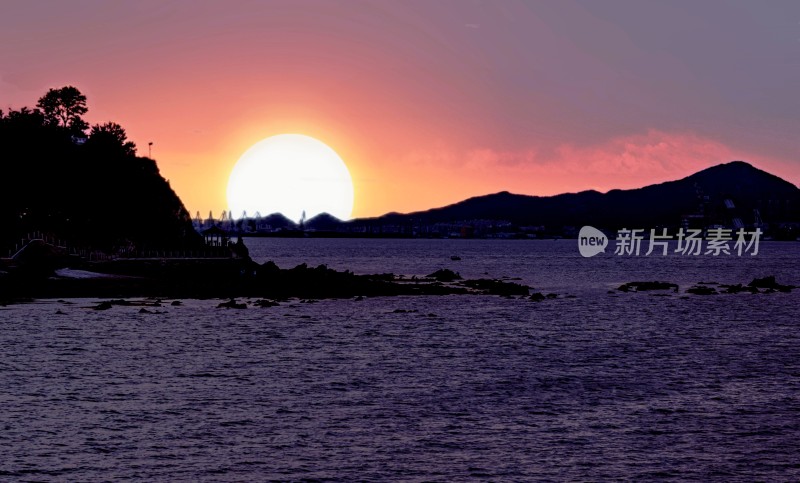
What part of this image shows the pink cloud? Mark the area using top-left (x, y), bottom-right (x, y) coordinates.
top-left (546, 130), bottom-right (798, 192)
top-left (549, 130), bottom-right (737, 186)
top-left (398, 130), bottom-right (798, 199)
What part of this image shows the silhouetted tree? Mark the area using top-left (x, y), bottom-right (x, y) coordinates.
top-left (36, 85), bottom-right (88, 132)
top-left (0, 86), bottom-right (201, 251)
top-left (1, 106), bottom-right (46, 127)
top-left (90, 121), bottom-right (137, 156)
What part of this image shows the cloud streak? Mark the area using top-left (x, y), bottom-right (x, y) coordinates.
top-left (401, 130), bottom-right (799, 197)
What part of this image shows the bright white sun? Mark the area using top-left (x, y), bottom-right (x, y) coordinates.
top-left (227, 134), bottom-right (354, 222)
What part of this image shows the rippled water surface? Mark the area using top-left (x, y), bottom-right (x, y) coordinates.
top-left (2, 239), bottom-right (799, 481)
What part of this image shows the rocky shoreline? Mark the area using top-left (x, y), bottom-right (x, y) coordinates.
top-left (1, 251), bottom-right (795, 306)
top-left (0, 256), bottom-right (532, 303)
top-left (614, 276), bottom-right (796, 296)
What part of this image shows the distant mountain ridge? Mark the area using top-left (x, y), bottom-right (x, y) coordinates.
top-left (344, 161), bottom-right (799, 232)
top-left (217, 161), bottom-right (799, 238)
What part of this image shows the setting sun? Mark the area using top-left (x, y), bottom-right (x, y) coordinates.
top-left (226, 134), bottom-right (354, 222)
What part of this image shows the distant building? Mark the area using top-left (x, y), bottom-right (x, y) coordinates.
top-left (202, 225), bottom-right (230, 247)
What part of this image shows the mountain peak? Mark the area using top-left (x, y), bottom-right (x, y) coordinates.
top-left (686, 160), bottom-right (795, 189)
top-left (358, 161), bottom-right (800, 230)
top-left (699, 160), bottom-right (756, 172)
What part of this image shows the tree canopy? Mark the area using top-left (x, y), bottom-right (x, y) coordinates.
top-left (90, 122), bottom-right (137, 157)
top-left (36, 85), bottom-right (88, 132)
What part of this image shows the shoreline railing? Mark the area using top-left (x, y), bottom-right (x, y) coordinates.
top-left (4, 232), bottom-right (233, 260)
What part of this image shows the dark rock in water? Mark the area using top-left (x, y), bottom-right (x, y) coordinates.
top-left (217, 298), bottom-right (247, 309)
top-left (94, 301), bottom-right (113, 310)
top-left (107, 299), bottom-right (132, 306)
top-left (253, 299), bottom-right (279, 308)
top-left (530, 292), bottom-right (546, 302)
top-left (749, 275), bottom-right (777, 288)
top-left (721, 283), bottom-right (759, 294)
top-left (748, 275), bottom-right (795, 292)
top-left (462, 279), bottom-right (529, 296)
top-left (139, 308), bottom-right (152, 314)
top-left (391, 308), bottom-right (418, 313)
top-left (255, 262), bottom-right (440, 298)
top-left (427, 269), bottom-right (462, 282)
top-left (618, 281), bottom-right (679, 292)
top-left (97, 298), bottom-right (163, 308)
top-left (687, 286), bottom-right (718, 295)
top-left (546, 293), bottom-right (558, 299)
top-left (450, 255), bottom-right (461, 261)
top-left (55, 309), bottom-right (66, 315)
top-left (171, 300), bottom-right (182, 306)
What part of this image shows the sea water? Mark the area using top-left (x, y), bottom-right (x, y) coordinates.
top-left (1, 239), bottom-right (799, 480)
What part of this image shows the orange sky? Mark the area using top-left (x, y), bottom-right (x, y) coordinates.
top-left (2, 1), bottom-right (798, 219)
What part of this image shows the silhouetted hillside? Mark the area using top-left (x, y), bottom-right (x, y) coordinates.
top-left (261, 213), bottom-right (298, 230)
top-left (0, 87), bottom-right (201, 252)
top-left (306, 213), bottom-right (344, 231)
top-left (356, 161), bottom-right (800, 230)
